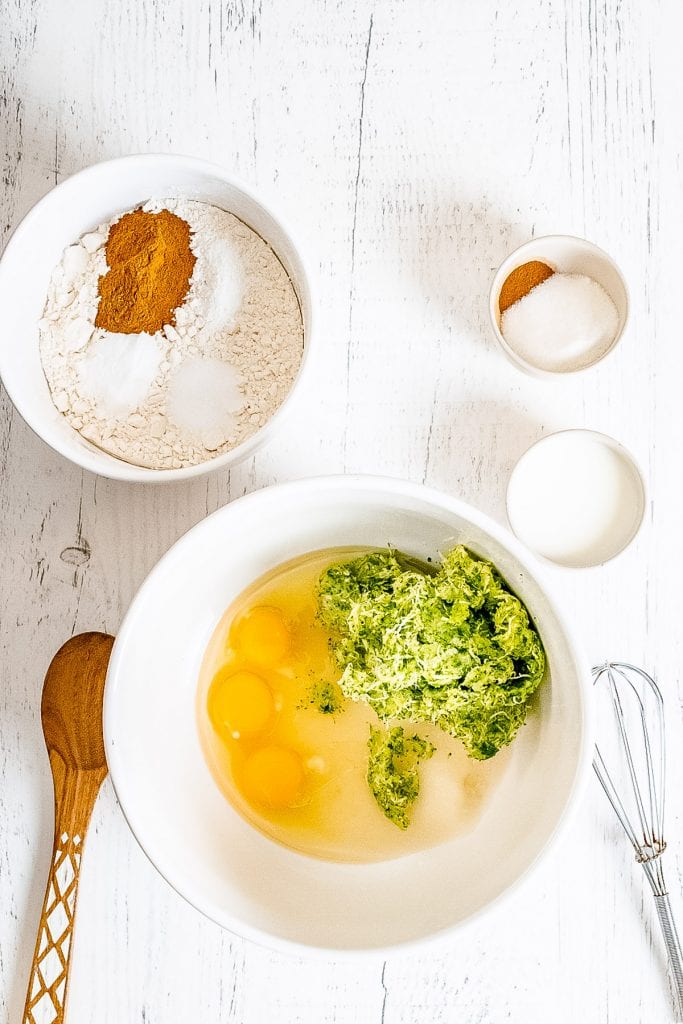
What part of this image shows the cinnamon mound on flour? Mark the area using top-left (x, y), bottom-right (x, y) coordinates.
top-left (95, 208), bottom-right (196, 335)
top-left (38, 199), bottom-right (304, 470)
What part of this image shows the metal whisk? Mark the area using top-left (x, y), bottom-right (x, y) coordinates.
top-left (593, 661), bottom-right (683, 1012)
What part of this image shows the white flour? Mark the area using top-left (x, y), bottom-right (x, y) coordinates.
top-left (39, 199), bottom-right (304, 469)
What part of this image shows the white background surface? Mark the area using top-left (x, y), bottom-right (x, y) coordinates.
top-left (1, 1), bottom-right (682, 1021)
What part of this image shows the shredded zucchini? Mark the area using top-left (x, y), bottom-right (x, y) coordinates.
top-left (366, 725), bottom-right (435, 829)
top-left (318, 545), bottom-right (546, 760)
top-left (306, 679), bottom-right (345, 715)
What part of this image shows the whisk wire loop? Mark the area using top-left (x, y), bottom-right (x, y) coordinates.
top-left (592, 661), bottom-right (682, 1012)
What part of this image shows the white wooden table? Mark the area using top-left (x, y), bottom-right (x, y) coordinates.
top-left (2, 2), bottom-right (681, 1021)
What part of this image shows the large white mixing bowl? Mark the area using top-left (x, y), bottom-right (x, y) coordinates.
top-left (104, 476), bottom-right (591, 954)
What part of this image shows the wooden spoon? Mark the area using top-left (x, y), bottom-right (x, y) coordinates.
top-left (23, 632), bottom-right (115, 1024)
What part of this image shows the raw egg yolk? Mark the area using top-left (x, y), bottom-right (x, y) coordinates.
top-left (208, 668), bottom-right (274, 739)
top-left (232, 606), bottom-right (290, 667)
top-left (243, 745), bottom-right (305, 809)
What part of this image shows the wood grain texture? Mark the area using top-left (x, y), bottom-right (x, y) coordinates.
top-left (1, 1), bottom-right (682, 1021)
top-left (23, 633), bottom-right (114, 1024)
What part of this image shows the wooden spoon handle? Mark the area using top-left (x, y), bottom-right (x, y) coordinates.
top-left (23, 760), bottom-right (105, 1024)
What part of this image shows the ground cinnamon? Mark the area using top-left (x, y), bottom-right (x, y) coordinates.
top-left (95, 208), bottom-right (195, 334)
top-left (499, 260), bottom-right (554, 313)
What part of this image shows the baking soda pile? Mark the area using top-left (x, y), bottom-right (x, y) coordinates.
top-left (39, 199), bottom-right (304, 469)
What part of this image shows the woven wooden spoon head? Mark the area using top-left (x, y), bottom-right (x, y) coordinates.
top-left (41, 632), bottom-right (115, 772)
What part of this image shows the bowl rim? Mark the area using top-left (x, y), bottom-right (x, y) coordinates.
top-left (488, 233), bottom-right (630, 379)
top-left (0, 152), bottom-right (315, 483)
top-left (104, 473), bottom-right (594, 958)
top-left (505, 427), bottom-right (647, 569)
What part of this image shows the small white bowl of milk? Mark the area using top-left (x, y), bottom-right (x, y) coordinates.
top-left (506, 429), bottom-right (645, 568)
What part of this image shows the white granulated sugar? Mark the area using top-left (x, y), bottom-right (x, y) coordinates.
top-left (501, 272), bottom-right (619, 373)
top-left (39, 198), bottom-right (304, 469)
top-left (167, 357), bottom-right (243, 451)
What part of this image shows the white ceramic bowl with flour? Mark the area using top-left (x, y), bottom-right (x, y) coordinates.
top-left (0, 154), bottom-right (314, 482)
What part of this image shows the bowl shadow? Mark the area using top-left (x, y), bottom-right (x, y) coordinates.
top-left (402, 188), bottom-right (532, 350)
top-left (423, 399), bottom-right (547, 525)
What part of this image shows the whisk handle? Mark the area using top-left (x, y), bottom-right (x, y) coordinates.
top-left (654, 893), bottom-right (683, 1011)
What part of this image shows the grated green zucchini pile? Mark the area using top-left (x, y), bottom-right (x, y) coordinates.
top-left (366, 726), bottom-right (435, 830)
top-left (317, 545), bottom-right (546, 762)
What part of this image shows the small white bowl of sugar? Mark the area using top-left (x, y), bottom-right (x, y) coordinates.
top-left (489, 235), bottom-right (629, 377)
